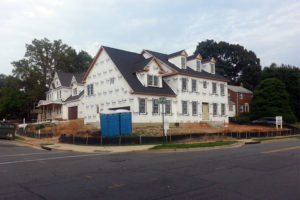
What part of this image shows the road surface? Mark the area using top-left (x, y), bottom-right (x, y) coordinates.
top-left (0, 139), bottom-right (299, 200)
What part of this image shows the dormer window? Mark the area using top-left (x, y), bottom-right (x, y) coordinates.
top-left (197, 60), bottom-right (201, 71)
top-left (181, 57), bottom-right (186, 69)
top-left (73, 88), bottom-right (77, 96)
top-left (210, 63), bottom-right (215, 74)
top-left (147, 75), bottom-right (159, 87)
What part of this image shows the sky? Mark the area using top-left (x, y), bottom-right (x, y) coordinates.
top-left (1, 0), bottom-right (300, 75)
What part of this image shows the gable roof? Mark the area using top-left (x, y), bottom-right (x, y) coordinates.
top-left (145, 50), bottom-right (228, 82)
top-left (187, 54), bottom-right (202, 61)
top-left (74, 72), bottom-right (85, 83)
top-left (102, 46), bottom-right (176, 96)
top-left (228, 85), bottom-right (253, 94)
top-left (57, 71), bottom-right (74, 87)
top-left (57, 71), bottom-right (85, 87)
top-left (167, 50), bottom-right (187, 59)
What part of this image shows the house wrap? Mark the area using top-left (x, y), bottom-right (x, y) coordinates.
top-left (82, 46), bottom-right (230, 126)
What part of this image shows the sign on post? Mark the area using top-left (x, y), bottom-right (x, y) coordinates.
top-left (276, 116), bottom-right (282, 129)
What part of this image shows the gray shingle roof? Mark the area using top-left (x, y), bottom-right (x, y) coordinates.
top-left (57, 71), bottom-right (85, 87)
top-left (64, 90), bottom-right (84, 102)
top-left (168, 50), bottom-right (185, 58)
top-left (145, 50), bottom-right (228, 82)
top-left (103, 46), bottom-right (176, 96)
top-left (57, 71), bottom-right (74, 87)
top-left (228, 85), bottom-right (253, 94)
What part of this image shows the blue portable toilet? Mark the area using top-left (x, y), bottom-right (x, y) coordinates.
top-left (116, 109), bottom-right (132, 135)
top-left (100, 110), bottom-right (120, 137)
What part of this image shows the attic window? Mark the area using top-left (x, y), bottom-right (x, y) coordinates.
top-left (210, 63), bottom-right (215, 74)
top-left (181, 57), bottom-right (186, 69)
top-left (147, 75), bottom-right (159, 87)
top-left (197, 60), bottom-right (201, 71)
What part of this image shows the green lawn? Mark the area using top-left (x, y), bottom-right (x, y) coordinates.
top-left (15, 136), bottom-right (25, 141)
top-left (254, 135), bottom-right (300, 142)
top-left (151, 141), bottom-right (237, 150)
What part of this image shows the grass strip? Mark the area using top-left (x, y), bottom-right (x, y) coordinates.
top-left (151, 140), bottom-right (237, 150)
top-left (254, 135), bottom-right (300, 142)
top-left (15, 136), bottom-right (25, 141)
top-left (40, 143), bottom-right (54, 146)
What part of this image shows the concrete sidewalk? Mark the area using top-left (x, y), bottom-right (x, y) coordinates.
top-left (46, 143), bottom-right (156, 153)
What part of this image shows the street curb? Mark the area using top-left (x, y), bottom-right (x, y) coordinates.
top-left (245, 141), bottom-right (261, 145)
top-left (41, 145), bottom-right (52, 151)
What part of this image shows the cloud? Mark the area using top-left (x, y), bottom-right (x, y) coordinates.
top-left (0, 0), bottom-right (299, 76)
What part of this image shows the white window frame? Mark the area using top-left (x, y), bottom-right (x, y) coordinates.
top-left (139, 98), bottom-right (146, 114)
top-left (182, 78), bottom-right (187, 91)
top-left (147, 75), bottom-right (159, 87)
top-left (203, 81), bottom-right (207, 88)
top-left (220, 84), bottom-right (225, 96)
top-left (165, 100), bottom-right (171, 115)
top-left (212, 82), bottom-right (217, 94)
top-left (182, 101), bottom-right (188, 115)
top-left (73, 88), bottom-right (77, 96)
top-left (221, 103), bottom-right (225, 115)
top-left (192, 101), bottom-right (198, 115)
top-left (192, 79), bottom-right (197, 92)
top-left (213, 103), bottom-right (218, 116)
top-left (181, 57), bottom-right (186, 69)
top-left (196, 60), bottom-right (201, 71)
top-left (239, 93), bottom-right (243, 99)
top-left (152, 99), bottom-right (159, 114)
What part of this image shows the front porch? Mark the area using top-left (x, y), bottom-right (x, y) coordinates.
top-left (37, 100), bottom-right (64, 122)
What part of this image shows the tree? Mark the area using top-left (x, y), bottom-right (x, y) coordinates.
top-left (0, 76), bottom-right (27, 119)
top-left (261, 63), bottom-right (300, 120)
top-left (194, 39), bottom-right (261, 90)
top-left (4, 38), bottom-right (93, 120)
top-left (250, 78), bottom-right (296, 123)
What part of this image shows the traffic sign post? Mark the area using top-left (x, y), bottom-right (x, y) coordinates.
top-left (158, 97), bottom-right (168, 142)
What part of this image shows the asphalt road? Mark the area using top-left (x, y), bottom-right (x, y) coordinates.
top-left (0, 139), bottom-right (299, 200)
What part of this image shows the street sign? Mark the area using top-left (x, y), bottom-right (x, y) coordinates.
top-left (276, 116), bottom-right (282, 129)
top-left (158, 97), bottom-right (166, 104)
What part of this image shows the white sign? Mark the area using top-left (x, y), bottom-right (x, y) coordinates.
top-left (276, 116), bottom-right (282, 129)
top-left (163, 120), bottom-right (169, 136)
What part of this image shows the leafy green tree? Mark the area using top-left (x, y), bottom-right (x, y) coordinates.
top-left (194, 39), bottom-right (261, 90)
top-left (261, 63), bottom-right (300, 120)
top-left (250, 78), bottom-right (296, 123)
top-left (12, 38), bottom-right (92, 87)
top-left (0, 76), bottom-right (27, 119)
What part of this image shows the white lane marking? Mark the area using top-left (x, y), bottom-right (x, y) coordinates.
top-left (0, 152), bottom-right (64, 158)
top-left (0, 153), bottom-right (108, 165)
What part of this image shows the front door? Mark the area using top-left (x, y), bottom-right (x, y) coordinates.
top-left (202, 103), bottom-right (209, 120)
top-left (68, 106), bottom-right (78, 120)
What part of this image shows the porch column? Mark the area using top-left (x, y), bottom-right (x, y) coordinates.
top-left (52, 104), bottom-right (54, 121)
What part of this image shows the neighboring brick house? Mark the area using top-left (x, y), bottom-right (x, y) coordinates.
top-left (228, 85), bottom-right (252, 117)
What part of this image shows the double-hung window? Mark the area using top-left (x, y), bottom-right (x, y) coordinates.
top-left (165, 100), bottom-right (171, 115)
top-left (221, 104), bottom-right (225, 115)
top-left (182, 78), bottom-right (187, 91)
top-left (239, 93), bottom-right (243, 99)
top-left (139, 98), bottom-right (146, 114)
top-left (192, 101), bottom-right (197, 115)
top-left (148, 75), bottom-right (159, 87)
top-left (182, 101), bottom-right (188, 115)
top-left (152, 99), bottom-right (159, 114)
top-left (213, 103), bottom-right (218, 116)
top-left (203, 81), bottom-right (207, 88)
top-left (87, 84), bottom-right (94, 96)
top-left (220, 84), bottom-right (225, 96)
top-left (212, 82), bottom-right (217, 94)
top-left (196, 60), bottom-right (201, 71)
top-left (181, 57), bottom-right (186, 69)
top-left (73, 88), bottom-right (77, 96)
top-left (192, 79), bottom-right (197, 92)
